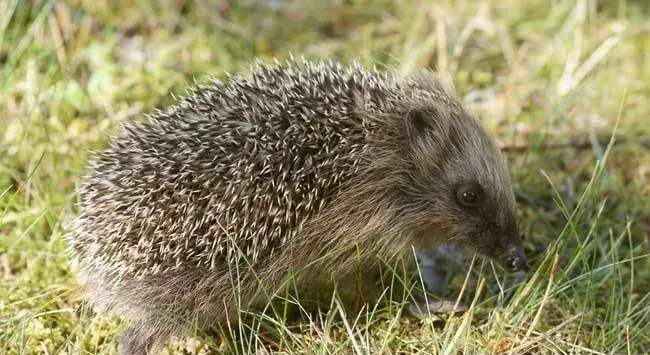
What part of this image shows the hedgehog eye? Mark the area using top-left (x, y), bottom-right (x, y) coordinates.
top-left (455, 183), bottom-right (483, 207)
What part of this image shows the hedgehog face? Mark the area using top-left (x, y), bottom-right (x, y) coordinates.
top-left (402, 106), bottom-right (525, 271)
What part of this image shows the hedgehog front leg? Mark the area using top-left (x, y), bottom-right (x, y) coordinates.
top-left (117, 321), bottom-right (171, 355)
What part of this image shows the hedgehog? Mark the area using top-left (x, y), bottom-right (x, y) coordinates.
top-left (68, 58), bottom-right (526, 354)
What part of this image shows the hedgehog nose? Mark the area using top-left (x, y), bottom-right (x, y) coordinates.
top-left (505, 244), bottom-right (526, 271)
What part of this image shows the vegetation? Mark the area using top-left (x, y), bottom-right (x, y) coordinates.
top-left (1, 0), bottom-right (648, 353)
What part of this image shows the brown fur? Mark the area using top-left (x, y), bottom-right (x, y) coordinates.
top-left (67, 59), bottom-right (524, 354)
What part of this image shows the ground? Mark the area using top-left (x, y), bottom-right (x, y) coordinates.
top-left (1, 0), bottom-right (649, 354)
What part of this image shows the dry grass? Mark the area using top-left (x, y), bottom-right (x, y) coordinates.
top-left (1, 0), bottom-right (649, 354)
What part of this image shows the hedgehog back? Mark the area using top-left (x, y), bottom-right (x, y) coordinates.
top-left (70, 61), bottom-right (397, 279)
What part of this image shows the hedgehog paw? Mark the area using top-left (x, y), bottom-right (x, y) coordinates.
top-left (117, 322), bottom-right (170, 355)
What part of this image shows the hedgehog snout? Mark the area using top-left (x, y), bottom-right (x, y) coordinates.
top-left (502, 243), bottom-right (527, 271)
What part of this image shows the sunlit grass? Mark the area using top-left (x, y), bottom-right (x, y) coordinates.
top-left (1, 0), bottom-right (648, 353)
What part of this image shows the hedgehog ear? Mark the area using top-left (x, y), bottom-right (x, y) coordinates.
top-left (406, 107), bottom-right (444, 142)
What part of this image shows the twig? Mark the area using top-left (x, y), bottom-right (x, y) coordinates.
top-left (499, 136), bottom-right (650, 153)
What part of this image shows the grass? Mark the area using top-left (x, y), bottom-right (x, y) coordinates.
top-left (1, 0), bottom-right (649, 353)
